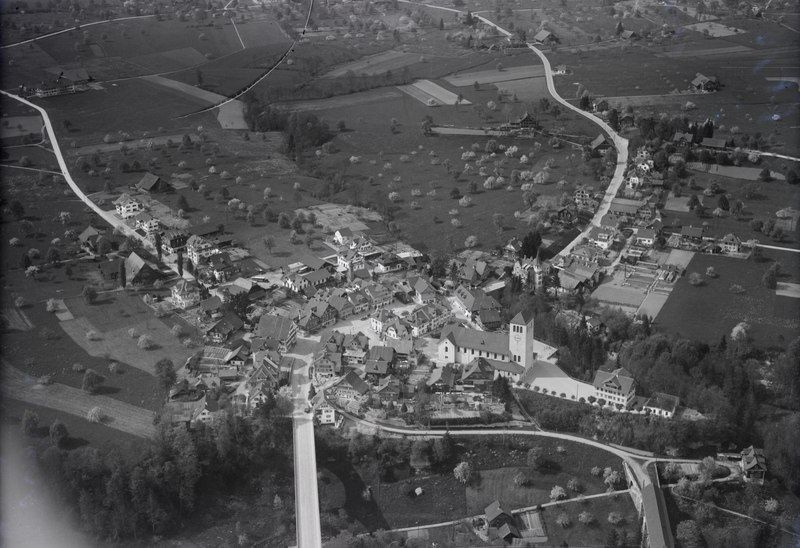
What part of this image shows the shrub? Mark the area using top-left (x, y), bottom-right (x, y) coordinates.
top-left (464, 235), bottom-right (479, 248)
top-left (82, 369), bottom-right (104, 393)
top-left (87, 407), bottom-right (104, 423)
top-left (567, 478), bottom-right (583, 492)
top-left (21, 410), bottom-right (39, 436)
top-left (171, 324), bottom-right (184, 337)
top-left (591, 466), bottom-right (602, 477)
top-left (764, 498), bottom-right (779, 513)
top-left (137, 334), bottom-right (155, 350)
top-left (607, 512), bottom-right (623, 525)
top-left (108, 362), bottom-right (121, 374)
top-left (550, 485), bottom-right (567, 501)
top-left (72, 363), bottom-right (86, 373)
top-left (453, 461), bottom-right (472, 484)
top-left (128, 327), bottom-right (138, 338)
top-left (578, 511), bottom-right (595, 525)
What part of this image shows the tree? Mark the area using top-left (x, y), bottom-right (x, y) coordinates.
top-left (676, 520), bottom-right (702, 548)
top-left (717, 194), bottom-right (730, 211)
top-left (49, 420), bottom-right (68, 447)
top-left (607, 511), bottom-right (623, 525)
top-left (550, 485), bottom-right (567, 501)
top-left (453, 461), bottom-right (472, 484)
top-left (137, 334), bottom-right (154, 350)
top-left (433, 432), bottom-right (454, 464)
top-left (82, 285), bottom-right (98, 304)
top-left (698, 456), bottom-right (717, 482)
top-left (527, 447), bottom-right (543, 469)
top-left (556, 513), bottom-right (571, 528)
top-left (21, 409), bottom-right (39, 436)
top-left (82, 368), bottom-right (104, 394)
top-left (787, 169), bottom-right (798, 185)
top-left (154, 232), bottom-right (163, 263)
top-left (578, 511), bottom-right (595, 525)
top-left (264, 236), bottom-right (274, 255)
top-left (762, 263), bottom-right (778, 289)
top-left (177, 194), bottom-right (189, 211)
top-left (119, 260), bottom-right (127, 288)
top-left (608, 108), bottom-right (619, 130)
top-left (759, 167), bottom-right (771, 181)
top-left (688, 272), bottom-right (704, 286)
top-left (155, 358), bottom-right (176, 391)
top-left (514, 469), bottom-right (532, 486)
top-left (176, 251), bottom-right (183, 277)
top-left (46, 247), bottom-right (60, 264)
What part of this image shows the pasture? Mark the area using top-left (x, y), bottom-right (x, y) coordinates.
top-left (655, 250), bottom-right (800, 347)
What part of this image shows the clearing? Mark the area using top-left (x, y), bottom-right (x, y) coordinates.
top-left (2, 362), bottom-right (156, 438)
top-left (321, 50), bottom-right (423, 78)
top-left (444, 65), bottom-right (546, 87)
top-left (683, 21), bottom-right (746, 37)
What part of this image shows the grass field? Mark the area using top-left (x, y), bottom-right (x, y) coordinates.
top-left (655, 250), bottom-right (800, 347)
top-left (538, 493), bottom-right (640, 546)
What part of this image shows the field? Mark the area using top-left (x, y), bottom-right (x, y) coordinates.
top-left (398, 79), bottom-right (469, 106)
top-left (537, 494), bottom-right (640, 546)
top-left (444, 64), bottom-right (546, 87)
top-left (655, 250), bottom-right (800, 347)
top-left (321, 50), bottom-right (425, 78)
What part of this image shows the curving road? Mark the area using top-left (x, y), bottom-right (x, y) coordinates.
top-left (0, 90), bottom-right (193, 280)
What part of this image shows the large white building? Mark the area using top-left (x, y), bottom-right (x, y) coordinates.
top-left (437, 310), bottom-right (536, 382)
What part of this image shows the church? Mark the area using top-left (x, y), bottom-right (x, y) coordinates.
top-left (437, 310), bottom-right (538, 383)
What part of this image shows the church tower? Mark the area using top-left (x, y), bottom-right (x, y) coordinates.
top-left (508, 309), bottom-right (535, 368)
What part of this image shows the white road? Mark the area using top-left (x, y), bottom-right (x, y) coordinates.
top-left (287, 337), bottom-right (323, 548)
top-left (397, 1), bottom-right (630, 260)
top-left (1, 15), bottom-right (156, 49)
top-left (0, 90), bottom-right (194, 280)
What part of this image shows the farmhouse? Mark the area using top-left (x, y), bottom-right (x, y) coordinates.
top-left (700, 137), bottom-right (728, 150)
top-left (413, 277), bottom-right (438, 304)
top-left (133, 212), bottom-right (160, 235)
top-left (334, 370), bottom-right (371, 402)
top-left (485, 500), bottom-right (514, 528)
top-left (532, 29), bottom-right (559, 44)
top-left (740, 446), bottom-right (767, 484)
top-left (35, 68), bottom-right (91, 97)
top-left (643, 392), bottom-right (680, 419)
top-left (513, 255), bottom-right (546, 289)
top-left (136, 172), bottom-right (171, 193)
top-left (186, 235), bottom-right (217, 266)
top-left (589, 134), bottom-right (611, 154)
top-left (124, 252), bottom-right (160, 286)
top-left (718, 233), bottom-right (742, 253)
top-left (205, 311), bottom-right (244, 343)
top-left (635, 228), bottom-right (656, 247)
top-left (453, 285), bottom-right (502, 330)
top-left (691, 73), bottom-right (720, 92)
top-left (620, 29), bottom-right (640, 40)
top-left (114, 194), bottom-right (143, 219)
top-left (592, 367), bottom-right (636, 408)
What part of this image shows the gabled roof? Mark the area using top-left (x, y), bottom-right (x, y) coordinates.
top-left (427, 365), bottom-right (456, 387)
top-left (485, 500), bottom-right (511, 523)
top-left (461, 357), bottom-right (496, 381)
top-left (124, 252), bottom-right (155, 281)
top-left (440, 325), bottom-right (509, 357)
top-left (701, 137), bottom-right (727, 149)
top-left (510, 309), bottom-right (534, 326)
top-left (340, 371), bottom-right (370, 395)
top-left (303, 268), bottom-right (332, 285)
top-left (78, 226), bottom-right (101, 242)
top-left (367, 345), bottom-right (395, 363)
top-left (644, 392), bottom-right (679, 414)
top-left (592, 367), bottom-right (635, 394)
top-left (680, 225), bottom-right (704, 238)
top-left (137, 172), bottom-right (167, 191)
top-left (590, 134), bottom-right (609, 150)
top-left (207, 311), bottom-right (244, 336)
top-left (113, 193), bottom-right (139, 206)
top-left (741, 446), bottom-right (766, 471)
top-left (533, 29), bottom-right (553, 42)
top-left (200, 295), bottom-right (223, 312)
top-left (256, 314), bottom-right (295, 341)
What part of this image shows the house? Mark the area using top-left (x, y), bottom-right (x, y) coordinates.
top-left (588, 227), bottom-right (615, 250)
top-left (532, 29), bottom-right (558, 44)
top-left (299, 299), bottom-right (337, 333)
top-left (504, 237), bottom-right (523, 259)
top-left (114, 194), bottom-right (143, 219)
top-left (494, 522), bottom-right (521, 542)
top-left (635, 228), bottom-right (656, 248)
top-left (78, 226), bottom-right (102, 253)
top-left (592, 367), bottom-right (636, 408)
top-left (691, 73), bottom-right (720, 92)
top-left (124, 252), bottom-right (159, 286)
top-left (303, 268), bottom-right (334, 289)
top-left (439, 309), bottom-right (536, 370)
top-left (459, 258), bottom-right (491, 287)
top-left (334, 370), bottom-right (371, 402)
top-left (680, 225), bottom-right (704, 243)
top-left (186, 235), bottom-right (217, 266)
top-left (363, 283), bottom-right (393, 309)
top-left (374, 375), bottom-right (402, 403)
top-left (460, 357), bottom-right (496, 392)
top-left (171, 279), bottom-right (201, 309)
top-left (427, 365), bottom-right (457, 392)
top-left (199, 296), bottom-right (224, 318)
top-left (700, 137), bottom-right (728, 150)
top-left (255, 314), bottom-right (297, 353)
top-left (383, 316), bottom-right (411, 340)
top-left (314, 398), bottom-right (337, 425)
top-left (406, 303), bottom-right (452, 337)
top-left (334, 227), bottom-right (362, 246)
top-left (491, 359), bottom-right (525, 383)
top-left (485, 500), bottom-right (514, 528)
top-left (589, 134), bottom-right (611, 154)
top-left (283, 272), bottom-right (310, 293)
top-left (314, 349), bottom-right (343, 382)
top-left (558, 262), bottom-right (599, 294)
top-left (133, 212), bottom-right (160, 235)
top-left (413, 277), bottom-right (438, 305)
top-left (342, 331), bottom-right (370, 365)
top-left (338, 249), bottom-right (365, 271)
top-left (608, 198), bottom-right (648, 223)
top-left (740, 446), bottom-right (767, 484)
top-left (453, 285), bottom-right (502, 328)
top-left (191, 398), bottom-right (224, 426)
top-left (161, 230), bottom-right (189, 255)
top-left (136, 172), bottom-right (171, 193)
top-left (205, 311), bottom-right (244, 343)
top-left (513, 256), bottom-right (546, 289)
top-left (205, 252), bottom-right (237, 284)
top-left (509, 112), bottom-right (538, 130)
top-left (364, 346), bottom-right (395, 380)
top-left (619, 29), bottom-right (639, 40)
top-left (643, 392), bottom-right (680, 419)
top-left (373, 253), bottom-right (405, 274)
top-left (328, 294), bottom-right (354, 319)
top-left (718, 233), bottom-right (741, 253)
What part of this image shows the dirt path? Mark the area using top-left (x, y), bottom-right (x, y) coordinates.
top-left (2, 361), bottom-right (156, 439)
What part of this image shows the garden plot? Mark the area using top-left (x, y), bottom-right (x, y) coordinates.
top-left (658, 45), bottom-right (752, 58)
top-left (2, 363), bottom-right (156, 439)
top-left (1, 115), bottom-right (43, 140)
top-left (278, 88), bottom-right (403, 112)
top-left (295, 203), bottom-right (379, 232)
top-left (683, 21), bottom-right (746, 37)
top-left (776, 282), bottom-right (800, 298)
top-left (141, 75), bottom-right (247, 130)
top-left (637, 292), bottom-right (670, 320)
top-left (597, 93), bottom-right (704, 108)
top-left (1, 307), bottom-right (33, 331)
top-left (664, 194), bottom-right (691, 212)
top-left (687, 163), bottom-right (785, 181)
top-left (665, 250), bottom-right (695, 270)
top-left (495, 77), bottom-right (548, 102)
top-left (444, 65), bottom-right (546, 87)
top-left (397, 79), bottom-right (469, 106)
top-left (321, 50), bottom-right (420, 78)
top-left (139, 196), bottom-right (190, 229)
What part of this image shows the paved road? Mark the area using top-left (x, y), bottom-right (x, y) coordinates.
top-left (2, 15), bottom-right (155, 49)
top-left (756, 243), bottom-right (800, 253)
top-left (287, 337), bottom-right (323, 548)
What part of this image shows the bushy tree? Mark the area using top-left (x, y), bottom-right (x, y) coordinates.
top-left (453, 461), bottom-right (472, 484)
top-left (155, 358), bottom-right (176, 391)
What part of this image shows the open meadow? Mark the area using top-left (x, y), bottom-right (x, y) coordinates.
top-left (655, 250), bottom-right (800, 348)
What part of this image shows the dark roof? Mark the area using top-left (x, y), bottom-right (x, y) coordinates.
top-left (200, 296), bottom-right (224, 312)
top-left (701, 137), bottom-right (727, 149)
top-left (644, 392), bottom-right (679, 414)
top-left (485, 500), bottom-right (511, 523)
top-left (340, 371), bottom-right (370, 395)
top-left (593, 367), bottom-right (635, 394)
top-left (137, 172), bottom-right (167, 191)
top-left (590, 134), bottom-right (609, 150)
top-left (256, 314), bottom-right (295, 341)
top-left (680, 225), bottom-right (704, 238)
top-left (207, 311), bottom-right (244, 337)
